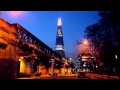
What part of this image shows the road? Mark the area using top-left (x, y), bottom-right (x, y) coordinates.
top-left (17, 74), bottom-right (88, 79)
top-left (17, 73), bottom-right (120, 79)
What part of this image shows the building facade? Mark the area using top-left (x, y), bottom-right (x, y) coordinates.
top-left (78, 55), bottom-right (90, 72)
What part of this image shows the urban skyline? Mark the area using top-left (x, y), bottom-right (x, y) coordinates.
top-left (1, 11), bottom-right (99, 65)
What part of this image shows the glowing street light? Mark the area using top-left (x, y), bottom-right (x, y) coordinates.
top-left (83, 39), bottom-right (88, 45)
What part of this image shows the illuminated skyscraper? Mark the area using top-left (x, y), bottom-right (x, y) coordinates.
top-left (55, 18), bottom-right (65, 57)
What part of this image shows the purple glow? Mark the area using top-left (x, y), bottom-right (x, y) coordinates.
top-left (5, 11), bottom-right (27, 19)
top-left (8, 11), bottom-right (25, 17)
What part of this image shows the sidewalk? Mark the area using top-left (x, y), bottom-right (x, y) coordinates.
top-left (17, 76), bottom-right (39, 79)
top-left (17, 74), bottom-right (78, 79)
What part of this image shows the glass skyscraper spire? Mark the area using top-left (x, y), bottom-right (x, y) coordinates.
top-left (55, 18), bottom-right (65, 58)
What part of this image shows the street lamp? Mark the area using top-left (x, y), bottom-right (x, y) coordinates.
top-left (83, 39), bottom-right (88, 45)
top-left (82, 39), bottom-right (97, 72)
top-left (81, 39), bottom-right (89, 54)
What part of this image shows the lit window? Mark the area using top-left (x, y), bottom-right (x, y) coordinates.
top-left (83, 64), bottom-right (86, 67)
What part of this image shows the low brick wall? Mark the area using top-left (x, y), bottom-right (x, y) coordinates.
top-left (101, 75), bottom-right (108, 79)
top-left (109, 76), bottom-right (120, 79)
top-left (85, 73), bottom-right (119, 79)
top-left (0, 59), bottom-right (20, 79)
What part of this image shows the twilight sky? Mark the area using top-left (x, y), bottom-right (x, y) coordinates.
top-left (1, 11), bottom-right (99, 65)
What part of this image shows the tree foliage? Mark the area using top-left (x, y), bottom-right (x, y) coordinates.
top-left (85, 11), bottom-right (120, 68)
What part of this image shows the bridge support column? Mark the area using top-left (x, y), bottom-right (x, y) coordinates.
top-left (25, 62), bottom-right (31, 75)
top-left (19, 57), bottom-right (26, 74)
top-left (68, 67), bottom-right (72, 74)
top-left (39, 63), bottom-right (47, 75)
top-left (19, 57), bottom-right (34, 77)
top-left (30, 59), bottom-right (34, 74)
top-left (59, 69), bottom-right (61, 74)
top-left (65, 68), bottom-right (68, 74)
top-left (51, 60), bottom-right (54, 76)
top-left (60, 68), bottom-right (65, 75)
top-left (54, 69), bottom-right (59, 75)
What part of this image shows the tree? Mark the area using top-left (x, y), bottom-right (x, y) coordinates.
top-left (84, 11), bottom-right (120, 75)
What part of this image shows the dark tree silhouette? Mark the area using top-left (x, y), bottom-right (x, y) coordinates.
top-left (83, 11), bottom-right (120, 75)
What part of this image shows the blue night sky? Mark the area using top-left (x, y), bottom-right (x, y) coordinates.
top-left (2, 11), bottom-right (99, 66)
